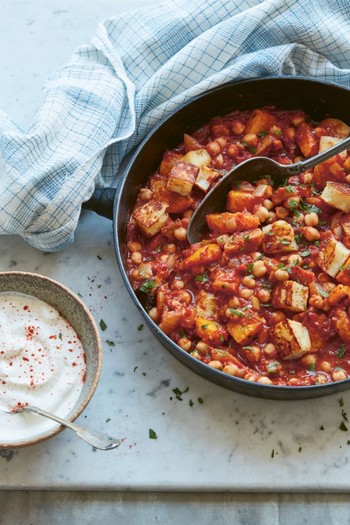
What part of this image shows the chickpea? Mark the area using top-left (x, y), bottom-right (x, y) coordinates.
top-left (183, 209), bottom-right (193, 218)
top-left (286, 196), bottom-right (301, 209)
top-left (242, 133), bottom-right (258, 147)
top-left (228, 296), bottom-right (241, 308)
top-left (190, 349), bottom-right (201, 360)
top-left (308, 295), bottom-right (324, 309)
top-left (148, 307), bottom-right (160, 322)
top-left (252, 260), bottom-right (268, 278)
top-left (288, 254), bottom-right (302, 266)
top-left (226, 143), bottom-right (239, 158)
top-left (258, 376), bottom-right (273, 385)
top-left (208, 360), bottom-right (223, 370)
top-left (292, 115), bottom-right (305, 126)
top-left (244, 372), bottom-right (258, 382)
top-left (274, 269), bottom-right (290, 281)
top-left (332, 369), bottom-right (348, 382)
top-left (139, 188), bottom-right (153, 201)
top-left (242, 276), bottom-right (256, 288)
top-left (301, 354), bottom-right (317, 367)
top-left (285, 127), bottom-right (295, 141)
top-left (316, 374), bottom-right (328, 384)
top-left (178, 291), bottom-right (192, 306)
top-left (172, 279), bottom-right (185, 290)
top-left (223, 364), bottom-right (240, 376)
top-left (225, 307), bottom-right (240, 319)
top-left (178, 338), bottom-right (191, 352)
top-left (211, 124), bottom-right (229, 137)
top-left (131, 269), bottom-right (140, 280)
top-left (216, 137), bottom-right (227, 148)
top-left (239, 288), bottom-right (254, 299)
top-left (231, 120), bottom-right (245, 135)
top-left (263, 343), bottom-right (276, 356)
top-left (264, 185), bottom-right (273, 198)
top-left (267, 211), bottom-right (276, 223)
top-left (130, 251), bottom-right (142, 264)
top-left (320, 361), bottom-right (332, 373)
top-left (244, 345), bottom-right (261, 362)
top-left (300, 172), bottom-right (313, 184)
top-left (304, 212), bottom-right (319, 227)
top-left (270, 311), bottom-right (286, 324)
top-left (128, 241), bottom-right (142, 252)
top-left (256, 205), bottom-right (270, 223)
top-left (166, 244), bottom-right (177, 254)
top-left (196, 341), bottom-right (209, 354)
top-left (206, 141), bottom-right (221, 156)
top-left (303, 226), bottom-right (320, 242)
top-left (263, 199), bottom-right (274, 210)
top-left (174, 227), bottom-right (188, 241)
top-left (257, 288), bottom-right (271, 303)
top-left (276, 206), bottom-right (289, 220)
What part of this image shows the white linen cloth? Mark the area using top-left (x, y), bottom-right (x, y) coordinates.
top-left (1, 0), bottom-right (350, 251)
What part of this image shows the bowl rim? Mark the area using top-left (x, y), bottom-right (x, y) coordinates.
top-left (0, 271), bottom-right (103, 448)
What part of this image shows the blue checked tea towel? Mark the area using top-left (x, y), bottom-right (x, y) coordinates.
top-left (2, 0), bottom-right (350, 251)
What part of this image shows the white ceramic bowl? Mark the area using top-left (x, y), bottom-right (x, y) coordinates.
top-left (0, 271), bottom-right (102, 448)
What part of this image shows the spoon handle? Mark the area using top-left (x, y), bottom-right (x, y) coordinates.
top-left (291, 135), bottom-right (350, 175)
top-left (25, 405), bottom-right (122, 451)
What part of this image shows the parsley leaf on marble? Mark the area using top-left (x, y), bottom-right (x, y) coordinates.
top-left (149, 429), bottom-right (158, 439)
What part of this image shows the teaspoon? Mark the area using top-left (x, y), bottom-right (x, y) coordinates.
top-left (3, 405), bottom-right (122, 451)
top-left (187, 135), bottom-right (350, 244)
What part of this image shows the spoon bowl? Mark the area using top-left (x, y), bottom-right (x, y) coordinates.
top-left (187, 135), bottom-right (350, 244)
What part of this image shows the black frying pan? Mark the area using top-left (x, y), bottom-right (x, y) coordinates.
top-left (84, 76), bottom-right (350, 400)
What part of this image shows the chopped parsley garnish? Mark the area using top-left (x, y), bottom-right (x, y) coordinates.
top-left (288, 198), bottom-right (299, 209)
top-left (106, 340), bottom-right (115, 347)
top-left (58, 332), bottom-right (63, 340)
top-left (285, 185), bottom-right (295, 193)
top-left (140, 278), bottom-right (156, 293)
top-left (280, 239), bottom-right (291, 245)
top-left (307, 363), bottom-right (315, 372)
top-left (201, 323), bottom-right (209, 330)
top-left (229, 308), bottom-right (245, 317)
top-left (258, 131), bottom-right (268, 138)
top-left (198, 397), bottom-right (204, 404)
top-left (243, 346), bottom-right (256, 352)
top-left (320, 425), bottom-right (325, 431)
top-left (149, 429), bottom-right (158, 439)
top-left (194, 273), bottom-right (209, 283)
top-left (246, 263), bottom-right (254, 274)
top-left (340, 421), bottom-right (348, 432)
top-left (337, 344), bottom-right (347, 358)
top-left (248, 146), bottom-right (256, 154)
top-left (318, 289), bottom-right (329, 299)
top-left (267, 361), bottom-right (280, 374)
top-left (99, 319), bottom-right (107, 332)
top-left (300, 250), bottom-right (311, 257)
top-left (137, 324), bottom-right (144, 331)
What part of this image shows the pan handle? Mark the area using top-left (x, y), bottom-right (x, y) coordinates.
top-left (82, 187), bottom-right (117, 220)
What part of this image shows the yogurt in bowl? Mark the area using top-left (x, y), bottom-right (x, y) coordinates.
top-left (0, 272), bottom-right (102, 448)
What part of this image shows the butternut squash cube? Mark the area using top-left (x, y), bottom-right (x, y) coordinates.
top-left (166, 161), bottom-right (199, 196)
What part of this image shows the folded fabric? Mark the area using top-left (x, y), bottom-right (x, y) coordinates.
top-left (1, 0), bottom-right (350, 251)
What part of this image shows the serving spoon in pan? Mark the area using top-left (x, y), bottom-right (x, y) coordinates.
top-left (187, 135), bottom-right (350, 244)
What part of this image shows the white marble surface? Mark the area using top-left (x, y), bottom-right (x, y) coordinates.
top-left (2, 0), bottom-right (350, 493)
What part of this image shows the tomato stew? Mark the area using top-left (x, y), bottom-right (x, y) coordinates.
top-left (126, 106), bottom-right (350, 387)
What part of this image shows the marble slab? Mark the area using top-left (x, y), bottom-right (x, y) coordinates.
top-left (0, 211), bottom-right (350, 491)
top-left (2, 0), bottom-right (350, 492)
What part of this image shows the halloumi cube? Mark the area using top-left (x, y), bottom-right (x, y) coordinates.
top-left (166, 161), bottom-right (199, 196)
top-left (262, 220), bottom-right (298, 254)
top-left (272, 280), bottom-right (309, 313)
top-left (270, 319), bottom-right (311, 360)
top-left (196, 291), bottom-right (219, 320)
top-left (317, 237), bottom-right (350, 277)
top-left (182, 148), bottom-right (211, 168)
top-left (321, 182), bottom-right (350, 213)
top-left (195, 166), bottom-right (220, 192)
top-left (319, 136), bottom-right (347, 160)
top-left (133, 199), bottom-right (169, 238)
